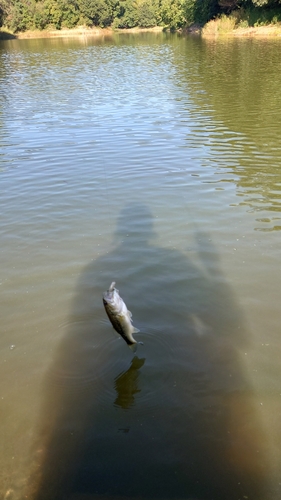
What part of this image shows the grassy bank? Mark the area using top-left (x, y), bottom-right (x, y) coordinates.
top-left (1, 20), bottom-right (281, 40)
top-left (202, 10), bottom-right (281, 37)
top-left (15, 26), bottom-right (110, 39)
top-left (0, 25), bottom-right (165, 40)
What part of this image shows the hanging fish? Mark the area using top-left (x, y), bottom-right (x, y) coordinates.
top-left (103, 282), bottom-right (143, 352)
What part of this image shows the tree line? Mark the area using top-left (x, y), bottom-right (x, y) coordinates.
top-left (0, 0), bottom-right (280, 32)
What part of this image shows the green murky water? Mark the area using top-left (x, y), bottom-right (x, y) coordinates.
top-left (1, 32), bottom-right (281, 500)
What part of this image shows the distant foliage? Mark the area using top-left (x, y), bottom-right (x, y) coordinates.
top-left (77, 0), bottom-right (117, 27)
top-left (0, 0), bottom-right (10, 25)
top-left (114, 0), bottom-right (159, 28)
top-left (239, 4), bottom-right (281, 25)
top-left (200, 0), bottom-right (220, 23)
top-left (4, 0), bottom-right (81, 30)
top-left (1, 0), bottom-right (281, 31)
top-left (160, 0), bottom-right (186, 29)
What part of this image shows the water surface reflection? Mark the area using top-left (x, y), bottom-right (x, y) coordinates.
top-left (173, 36), bottom-right (281, 226)
top-left (27, 204), bottom-right (268, 500)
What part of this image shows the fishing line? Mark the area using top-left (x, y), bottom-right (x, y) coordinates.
top-left (92, 50), bottom-right (115, 254)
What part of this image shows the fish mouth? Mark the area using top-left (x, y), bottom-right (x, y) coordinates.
top-left (103, 294), bottom-right (114, 306)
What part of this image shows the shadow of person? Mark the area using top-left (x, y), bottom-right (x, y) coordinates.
top-left (26, 203), bottom-right (268, 500)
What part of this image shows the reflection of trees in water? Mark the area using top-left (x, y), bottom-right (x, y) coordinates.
top-left (172, 36), bottom-right (281, 223)
top-left (190, 39), bottom-right (281, 148)
top-left (26, 203), bottom-right (268, 500)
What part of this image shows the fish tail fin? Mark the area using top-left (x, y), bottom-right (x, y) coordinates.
top-left (129, 341), bottom-right (144, 353)
top-left (129, 343), bottom-right (138, 353)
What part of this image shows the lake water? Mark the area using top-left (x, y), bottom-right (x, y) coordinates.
top-left (1, 31), bottom-right (281, 500)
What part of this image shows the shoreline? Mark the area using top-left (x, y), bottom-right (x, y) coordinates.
top-left (16, 26), bottom-right (111, 39)
top-left (200, 20), bottom-right (281, 38)
top-left (1, 26), bottom-right (164, 40)
top-left (1, 23), bottom-right (281, 40)
top-left (229, 24), bottom-right (281, 37)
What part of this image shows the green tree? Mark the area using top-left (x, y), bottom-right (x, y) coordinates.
top-left (33, 1), bottom-right (50, 29)
top-left (39, 0), bottom-right (80, 29)
top-left (250, 0), bottom-right (281, 5)
top-left (113, 0), bottom-right (138, 27)
top-left (7, 0), bottom-right (37, 31)
top-left (138, 0), bottom-right (157, 26)
top-left (0, 0), bottom-right (10, 26)
top-left (184, 0), bottom-right (220, 24)
top-left (114, 0), bottom-right (159, 27)
top-left (77, 0), bottom-right (117, 26)
top-left (57, 0), bottom-right (80, 28)
top-left (160, 0), bottom-right (186, 28)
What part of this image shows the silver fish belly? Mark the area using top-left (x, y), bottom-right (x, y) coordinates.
top-left (103, 282), bottom-right (141, 352)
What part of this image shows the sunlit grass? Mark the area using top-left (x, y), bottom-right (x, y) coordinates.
top-left (202, 8), bottom-right (281, 37)
top-left (202, 14), bottom-right (237, 36)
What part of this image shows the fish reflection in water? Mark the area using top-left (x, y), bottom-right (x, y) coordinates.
top-left (114, 356), bottom-right (145, 409)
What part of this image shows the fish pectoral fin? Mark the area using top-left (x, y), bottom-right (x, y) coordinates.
top-left (127, 310), bottom-right (132, 318)
top-left (133, 327), bottom-right (140, 333)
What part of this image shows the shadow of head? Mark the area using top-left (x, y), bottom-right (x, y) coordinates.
top-left (114, 202), bottom-right (156, 244)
